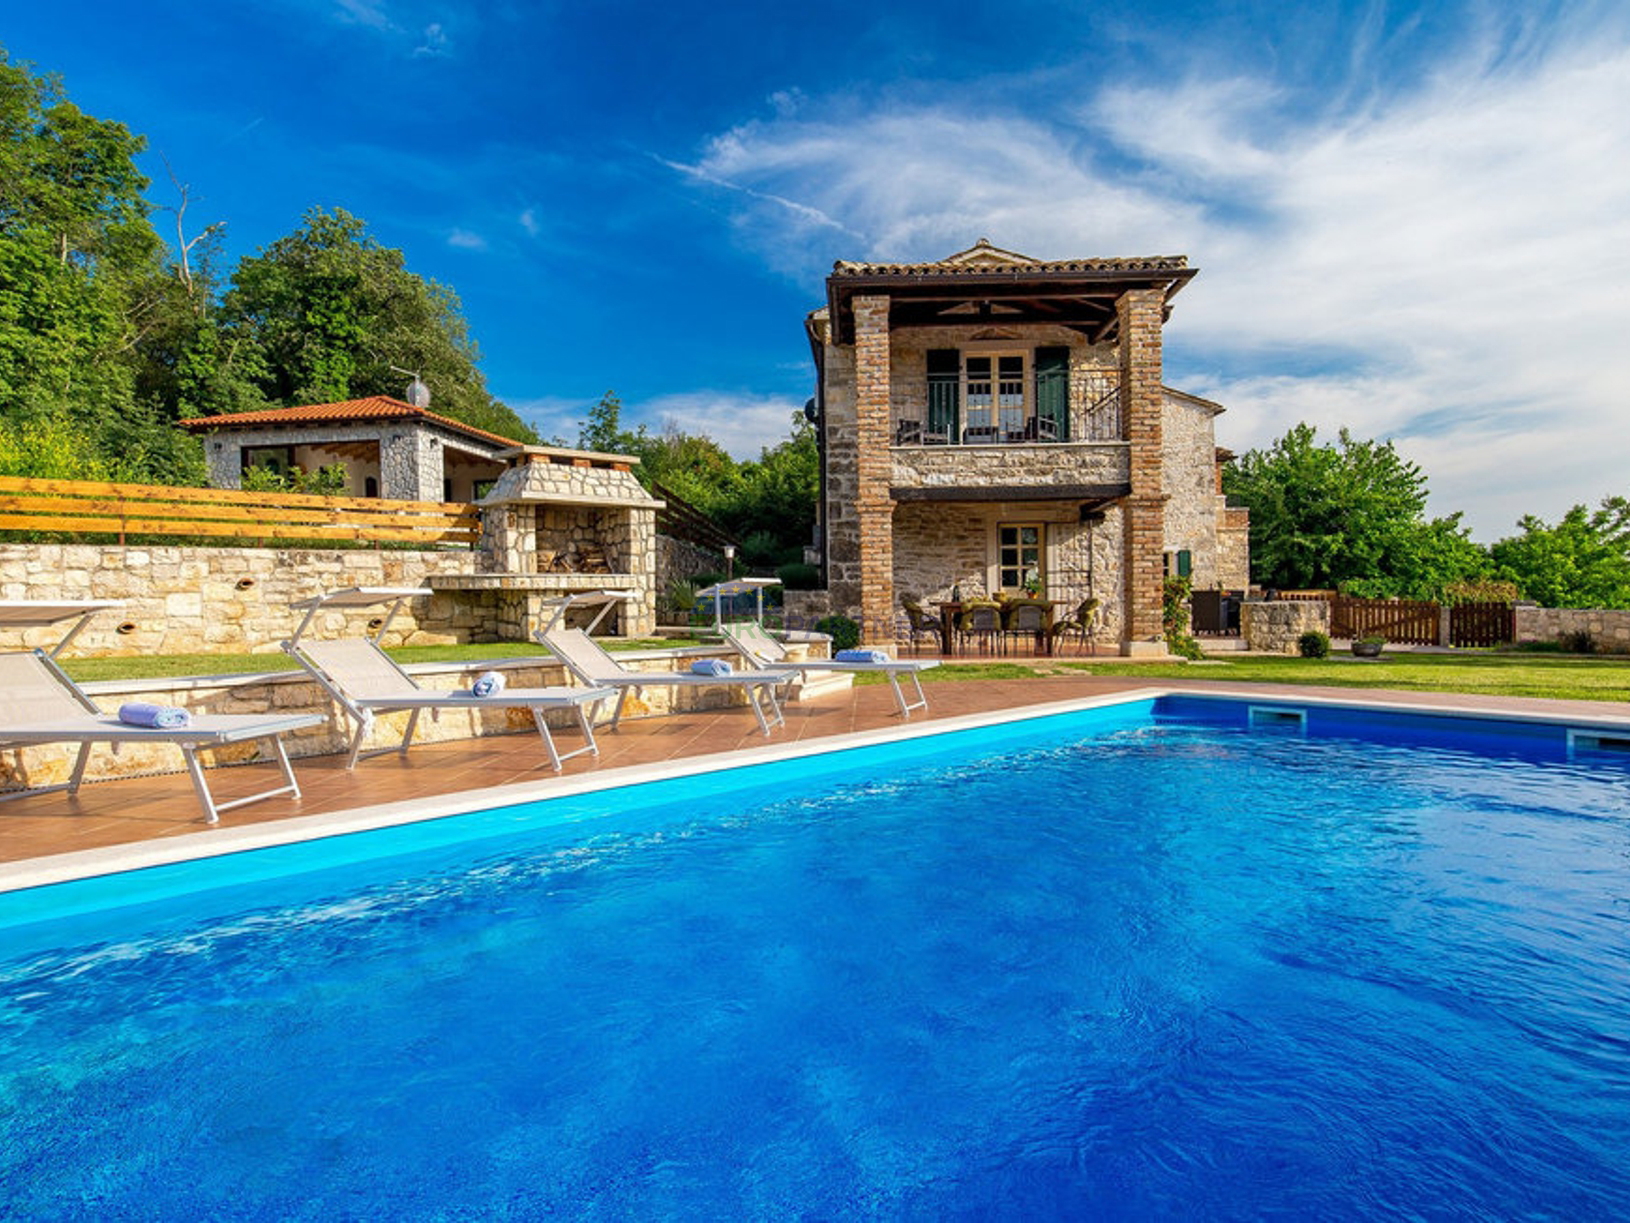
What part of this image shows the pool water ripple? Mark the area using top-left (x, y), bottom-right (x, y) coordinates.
top-left (2, 718), bottom-right (1630, 1218)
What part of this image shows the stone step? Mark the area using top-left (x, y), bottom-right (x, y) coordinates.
top-left (787, 669), bottom-right (855, 702)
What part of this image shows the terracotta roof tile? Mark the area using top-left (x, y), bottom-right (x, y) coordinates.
top-left (832, 238), bottom-right (1189, 279)
top-left (178, 396), bottom-right (523, 450)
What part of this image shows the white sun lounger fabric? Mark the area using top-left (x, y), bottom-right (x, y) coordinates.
top-left (535, 627), bottom-right (795, 736)
top-left (720, 621), bottom-right (938, 719)
top-left (287, 637), bottom-right (612, 771)
top-left (0, 650), bottom-right (321, 824)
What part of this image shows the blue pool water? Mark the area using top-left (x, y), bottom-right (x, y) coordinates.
top-left (3, 699), bottom-right (1630, 1219)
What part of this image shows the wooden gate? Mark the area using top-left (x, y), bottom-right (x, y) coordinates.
top-left (1329, 597), bottom-right (1440, 645)
top-left (1449, 602), bottom-right (1515, 648)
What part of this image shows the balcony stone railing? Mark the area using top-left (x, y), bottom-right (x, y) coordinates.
top-left (891, 441), bottom-right (1130, 494)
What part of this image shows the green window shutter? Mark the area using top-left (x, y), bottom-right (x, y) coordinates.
top-left (1034, 346), bottom-right (1069, 441)
top-left (1178, 549), bottom-right (1192, 578)
top-left (926, 348), bottom-right (960, 441)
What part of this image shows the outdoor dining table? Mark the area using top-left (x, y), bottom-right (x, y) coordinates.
top-left (933, 600), bottom-right (1056, 656)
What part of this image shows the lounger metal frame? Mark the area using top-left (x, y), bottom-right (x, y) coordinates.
top-left (720, 621), bottom-right (938, 719)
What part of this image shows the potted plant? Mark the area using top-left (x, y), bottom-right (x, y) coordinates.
top-left (1351, 634), bottom-right (1386, 658)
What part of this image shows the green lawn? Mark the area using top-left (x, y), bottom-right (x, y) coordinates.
top-left (57, 642), bottom-right (1630, 705)
top-left (59, 638), bottom-right (700, 684)
top-left (1049, 651), bottom-right (1630, 703)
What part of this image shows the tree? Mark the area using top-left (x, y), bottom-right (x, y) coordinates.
top-left (1223, 423), bottom-right (1489, 597)
top-left (1490, 498), bottom-right (1630, 609)
top-left (218, 207), bottom-right (537, 442)
top-left (0, 46), bottom-right (207, 484)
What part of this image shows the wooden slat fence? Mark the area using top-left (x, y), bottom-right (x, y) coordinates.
top-left (1329, 596), bottom-right (1440, 644)
top-left (0, 475), bottom-right (479, 547)
top-left (650, 480), bottom-right (738, 554)
top-left (1449, 601), bottom-right (1515, 648)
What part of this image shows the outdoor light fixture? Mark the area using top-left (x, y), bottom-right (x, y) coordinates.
top-left (723, 544), bottom-right (736, 580)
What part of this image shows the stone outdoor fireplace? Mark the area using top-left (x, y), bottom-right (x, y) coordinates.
top-left (434, 445), bottom-right (664, 637)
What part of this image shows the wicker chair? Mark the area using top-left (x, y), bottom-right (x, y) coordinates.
top-left (900, 598), bottom-right (943, 655)
top-left (1051, 597), bottom-right (1102, 656)
top-left (1003, 601), bottom-right (1050, 656)
top-left (958, 602), bottom-right (1004, 656)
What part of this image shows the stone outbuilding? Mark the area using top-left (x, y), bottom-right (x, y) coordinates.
top-left (802, 239), bottom-right (1249, 653)
top-left (181, 395), bottom-right (517, 503)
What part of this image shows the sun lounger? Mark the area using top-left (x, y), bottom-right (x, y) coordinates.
top-left (0, 649), bottom-right (320, 825)
top-left (534, 625), bottom-right (796, 736)
top-left (285, 588), bottom-right (615, 770)
top-left (721, 620), bottom-right (938, 719)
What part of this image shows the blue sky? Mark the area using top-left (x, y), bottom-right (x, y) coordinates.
top-left (7, 0), bottom-right (1629, 540)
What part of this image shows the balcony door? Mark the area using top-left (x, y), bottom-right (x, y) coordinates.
top-left (964, 354), bottom-right (1027, 442)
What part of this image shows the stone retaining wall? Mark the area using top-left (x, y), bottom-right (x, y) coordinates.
top-left (1242, 599), bottom-right (1330, 654)
top-left (1515, 606), bottom-right (1630, 653)
top-left (0, 544), bottom-right (481, 656)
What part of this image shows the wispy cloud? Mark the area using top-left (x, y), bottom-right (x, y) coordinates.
top-left (447, 227), bottom-right (488, 251)
top-left (412, 21), bottom-right (449, 57)
top-left (518, 207), bottom-right (539, 237)
top-left (669, 13), bottom-right (1630, 538)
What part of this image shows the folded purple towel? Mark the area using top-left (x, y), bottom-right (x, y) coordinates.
top-left (835, 648), bottom-right (891, 664)
top-left (471, 671), bottom-right (506, 697)
top-left (690, 658), bottom-right (734, 676)
top-left (118, 702), bottom-right (192, 729)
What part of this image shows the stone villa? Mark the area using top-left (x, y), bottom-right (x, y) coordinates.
top-left (800, 239), bottom-right (1249, 653)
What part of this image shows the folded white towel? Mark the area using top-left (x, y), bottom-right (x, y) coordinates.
top-left (690, 658), bottom-right (734, 676)
top-left (835, 648), bottom-right (891, 664)
top-left (471, 671), bottom-right (507, 697)
top-left (118, 702), bottom-right (192, 729)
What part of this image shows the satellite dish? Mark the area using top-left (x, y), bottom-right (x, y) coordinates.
top-left (405, 376), bottom-right (431, 408)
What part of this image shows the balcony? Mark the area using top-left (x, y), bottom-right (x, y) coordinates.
top-left (890, 438), bottom-right (1130, 504)
top-left (892, 386), bottom-right (1124, 449)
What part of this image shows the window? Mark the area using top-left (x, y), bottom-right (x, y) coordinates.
top-left (998, 524), bottom-right (1045, 593)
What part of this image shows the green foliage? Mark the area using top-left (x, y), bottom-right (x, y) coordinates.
top-left (1224, 423), bottom-right (1490, 598)
top-left (1298, 630), bottom-right (1331, 658)
top-left (240, 461), bottom-right (348, 496)
top-left (218, 207), bottom-right (537, 442)
top-left (1489, 497), bottom-right (1630, 609)
top-left (775, 562), bottom-right (820, 590)
top-left (814, 614), bottom-right (861, 651)
top-left (0, 410), bottom-right (117, 478)
top-left (1162, 575), bottom-right (1204, 660)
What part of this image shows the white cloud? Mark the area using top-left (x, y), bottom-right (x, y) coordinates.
top-left (518, 207), bottom-right (539, 237)
top-left (447, 227), bottom-right (488, 251)
top-left (672, 20), bottom-right (1630, 540)
top-left (412, 21), bottom-right (448, 57)
top-left (630, 391), bottom-right (806, 460)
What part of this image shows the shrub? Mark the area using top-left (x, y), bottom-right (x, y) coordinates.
top-left (1356, 634), bottom-right (1388, 646)
top-left (1558, 629), bottom-right (1597, 655)
top-left (1162, 575), bottom-right (1204, 660)
top-left (1298, 630), bottom-right (1331, 658)
top-left (814, 614), bottom-right (861, 651)
top-left (775, 562), bottom-right (820, 590)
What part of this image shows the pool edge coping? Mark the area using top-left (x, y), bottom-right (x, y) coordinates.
top-left (6, 684), bottom-right (1630, 896)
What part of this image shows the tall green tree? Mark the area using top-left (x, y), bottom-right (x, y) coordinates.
top-left (0, 47), bottom-right (207, 483)
top-left (218, 207), bottom-right (536, 442)
top-left (1223, 423), bottom-right (1489, 597)
top-left (1490, 497), bottom-right (1630, 608)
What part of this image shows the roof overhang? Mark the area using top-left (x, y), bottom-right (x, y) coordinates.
top-left (826, 263), bottom-right (1196, 346)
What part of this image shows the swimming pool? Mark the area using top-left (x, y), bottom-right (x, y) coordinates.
top-left (3, 694), bottom-right (1629, 1218)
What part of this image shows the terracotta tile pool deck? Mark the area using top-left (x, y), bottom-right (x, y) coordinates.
top-left (5, 674), bottom-right (1629, 872)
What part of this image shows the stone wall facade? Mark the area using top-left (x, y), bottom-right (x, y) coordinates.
top-left (0, 543), bottom-right (481, 656)
top-left (199, 420), bottom-right (508, 502)
top-left (1242, 599), bottom-right (1331, 654)
top-left (1514, 606), bottom-right (1630, 653)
